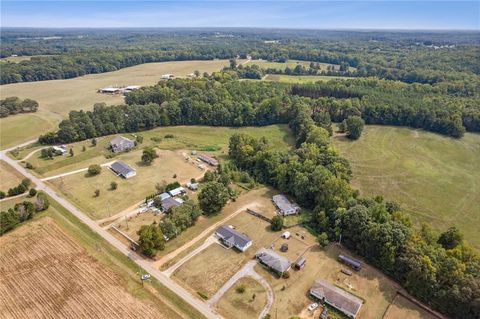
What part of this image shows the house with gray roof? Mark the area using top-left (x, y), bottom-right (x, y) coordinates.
top-left (110, 161), bottom-right (136, 179)
top-left (161, 197), bottom-right (184, 211)
top-left (110, 136), bottom-right (135, 153)
top-left (215, 225), bottom-right (252, 252)
top-left (256, 248), bottom-right (292, 274)
top-left (309, 279), bottom-right (363, 318)
top-left (272, 194), bottom-right (300, 216)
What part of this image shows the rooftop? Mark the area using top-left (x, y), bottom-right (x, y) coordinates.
top-left (272, 194), bottom-right (300, 214)
top-left (110, 135), bottom-right (134, 146)
top-left (310, 279), bottom-right (363, 317)
top-left (110, 160), bottom-right (135, 176)
top-left (216, 225), bottom-right (252, 249)
top-left (256, 248), bottom-right (292, 273)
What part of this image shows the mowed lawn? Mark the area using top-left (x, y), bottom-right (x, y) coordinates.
top-left (47, 149), bottom-right (202, 220)
top-left (216, 277), bottom-right (268, 319)
top-left (0, 59), bottom-right (234, 149)
top-left (263, 74), bottom-right (351, 83)
top-left (26, 125), bottom-right (294, 178)
top-left (334, 125), bottom-right (480, 249)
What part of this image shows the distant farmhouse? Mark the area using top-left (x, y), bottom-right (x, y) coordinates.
top-left (309, 279), bottom-right (363, 318)
top-left (110, 161), bottom-right (136, 179)
top-left (98, 86), bottom-right (141, 94)
top-left (256, 248), bottom-right (292, 275)
top-left (272, 194), bottom-right (300, 216)
top-left (110, 136), bottom-right (135, 153)
top-left (215, 225), bottom-right (252, 252)
top-left (197, 154), bottom-right (219, 166)
top-left (161, 74), bottom-right (174, 80)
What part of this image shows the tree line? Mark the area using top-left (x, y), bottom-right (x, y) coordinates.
top-left (228, 104), bottom-right (479, 319)
top-left (0, 191), bottom-right (50, 235)
top-left (2, 29), bottom-right (478, 85)
top-left (0, 97), bottom-right (39, 117)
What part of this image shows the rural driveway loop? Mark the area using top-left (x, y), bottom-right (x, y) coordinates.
top-left (208, 260), bottom-right (274, 319)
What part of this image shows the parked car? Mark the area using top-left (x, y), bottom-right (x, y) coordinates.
top-left (307, 302), bottom-right (318, 311)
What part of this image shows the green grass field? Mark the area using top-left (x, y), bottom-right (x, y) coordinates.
top-left (263, 74), bottom-right (351, 83)
top-left (0, 59), bottom-right (235, 149)
top-left (26, 125), bottom-right (294, 178)
top-left (334, 125), bottom-right (480, 249)
top-left (249, 59), bottom-right (340, 71)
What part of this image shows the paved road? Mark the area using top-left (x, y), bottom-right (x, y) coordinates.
top-left (207, 260), bottom-right (274, 319)
top-left (0, 146), bottom-right (222, 319)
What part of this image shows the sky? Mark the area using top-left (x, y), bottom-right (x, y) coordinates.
top-left (1, 1), bottom-right (479, 30)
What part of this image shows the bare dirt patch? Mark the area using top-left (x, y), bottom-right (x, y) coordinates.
top-left (0, 218), bottom-right (172, 319)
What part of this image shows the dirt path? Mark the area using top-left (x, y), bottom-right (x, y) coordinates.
top-left (153, 201), bottom-right (260, 269)
top-left (41, 161), bottom-right (115, 181)
top-left (0, 192), bottom-right (28, 202)
top-left (17, 147), bottom-right (45, 162)
top-left (163, 235), bottom-right (218, 277)
top-left (208, 260), bottom-right (274, 319)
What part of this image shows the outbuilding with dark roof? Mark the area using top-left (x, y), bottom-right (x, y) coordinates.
top-left (309, 279), bottom-right (363, 318)
top-left (256, 248), bottom-right (292, 274)
top-left (110, 161), bottom-right (136, 179)
top-left (110, 136), bottom-right (135, 153)
top-left (215, 225), bottom-right (252, 252)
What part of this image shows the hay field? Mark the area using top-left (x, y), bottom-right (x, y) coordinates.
top-left (249, 59), bottom-right (340, 71)
top-left (0, 59), bottom-right (233, 149)
top-left (0, 217), bottom-right (176, 319)
top-left (334, 125), bottom-right (480, 249)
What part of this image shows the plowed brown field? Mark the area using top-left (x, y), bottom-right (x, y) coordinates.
top-left (0, 218), bottom-right (168, 319)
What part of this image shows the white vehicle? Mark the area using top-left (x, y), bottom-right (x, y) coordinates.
top-left (139, 207), bottom-right (148, 213)
top-left (307, 303), bottom-right (318, 311)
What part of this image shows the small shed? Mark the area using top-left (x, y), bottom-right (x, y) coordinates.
top-left (281, 231), bottom-right (291, 239)
top-left (169, 187), bottom-right (186, 197)
top-left (295, 256), bottom-right (306, 270)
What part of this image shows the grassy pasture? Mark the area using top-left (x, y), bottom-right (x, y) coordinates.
top-left (249, 59), bottom-right (340, 71)
top-left (27, 125), bottom-right (293, 177)
top-left (263, 74), bottom-right (351, 83)
top-left (384, 294), bottom-right (438, 319)
top-left (0, 160), bottom-right (25, 190)
top-left (0, 59), bottom-right (234, 149)
top-left (333, 125), bottom-right (480, 249)
top-left (0, 112), bottom-right (57, 149)
top-left (47, 149), bottom-right (201, 220)
top-left (216, 277), bottom-right (268, 319)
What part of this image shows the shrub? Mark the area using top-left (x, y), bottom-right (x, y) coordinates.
top-left (88, 164), bottom-right (102, 176)
top-left (271, 215), bottom-right (284, 231)
top-left (236, 284), bottom-right (246, 294)
top-left (29, 188), bottom-right (37, 197)
top-left (25, 162), bottom-right (33, 169)
top-left (0, 191), bottom-right (6, 199)
top-left (164, 134), bottom-right (175, 139)
top-left (110, 181), bottom-right (118, 190)
top-left (151, 136), bottom-right (162, 143)
top-left (282, 271), bottom-right (290, 279)
top-left (197, 292), bottom-right (208, 300)
top-left (94, 189), bottom-right (100, 197)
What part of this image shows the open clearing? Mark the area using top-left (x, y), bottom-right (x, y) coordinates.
top-left (0, 217), bottom-right (185, 319)
top-left (26, 125), bottom-right (293, 178)
top-left (47, 149), bottom-right (201, 220)
top-left (0, 159), bottom-right (25, 190)
top-left (263, 74), bottom-right (351, 83)
top-left (249, 59), bottom-right (342, 71)
top-left (216, 277), bottom-right (268, 319)
top-left (0, 59), bottom-right (234, 149)
top-left (384, 294), bottom-right (438, 319)
top-left (334, 125), bottom-right (480, 249)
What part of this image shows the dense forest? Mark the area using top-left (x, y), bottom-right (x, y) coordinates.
top-left (38, 77), bottom-right (479, 144)
top-left (1, 28), bottom-right (479, 85)
top-left (228, 109), bottom-right (480, 319)
top-left (0, 97), bottom-right (39, 117)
